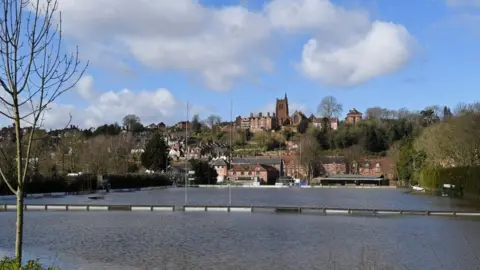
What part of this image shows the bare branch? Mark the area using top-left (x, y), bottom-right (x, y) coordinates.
top-left (0, 0), bottom-right (88, 263)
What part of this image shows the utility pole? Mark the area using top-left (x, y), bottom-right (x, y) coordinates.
top-left (185, 102), bottom-right (189, 205)
top-left (229, 100), bottom-right (232, 205)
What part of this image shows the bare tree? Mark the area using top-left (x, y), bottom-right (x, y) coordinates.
top-left (298, 133), bottom-right (322, 180)
top-left (343, 145), bottom-right (366, 174)
top-left (365, 107), bottom-right (383, 120)
top-left (0, 0), bottom-right (87, 264)
top-left (454, 101), bottom-right (480, 116)
top-left (205, 114), bottom-right (221, 128)
top-left (396, 107), bottom-right (411, 119)
top-left (317, 96), bottom-right (343, 118)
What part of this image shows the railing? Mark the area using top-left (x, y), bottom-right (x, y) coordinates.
top-left (1, 204), bottom-right (479, 217)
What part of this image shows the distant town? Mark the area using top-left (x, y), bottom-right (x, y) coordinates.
top-left (0, 93), bottom-right (478, 188)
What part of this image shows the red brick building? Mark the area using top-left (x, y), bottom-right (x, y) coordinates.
top-left (176, 121), bottom-right (192, 129)
top-left (276, 93), bottom-right (290, 126)
top-left (239, 112), bottom-right (277, 132)
top-left (310, 115), bottom-right (339, 130)
top-left (228, 164), bottom-right (279, 184)
top-left (345, 108), bottom-right (362, 125)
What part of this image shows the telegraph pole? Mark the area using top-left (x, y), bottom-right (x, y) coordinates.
top-left (185, 102), bottom-right (189, 205)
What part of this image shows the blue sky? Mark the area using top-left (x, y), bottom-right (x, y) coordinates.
top-left (7, 0), bottom-right (480, 128)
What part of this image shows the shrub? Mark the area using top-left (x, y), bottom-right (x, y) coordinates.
top-left (419, 166), bottom-right (480, 194)
top-left (0, 257), bottom-right (60, 270)
top-left (106, 174), bottom-right (171, 189)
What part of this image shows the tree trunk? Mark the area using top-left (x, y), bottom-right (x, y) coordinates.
top-left (15, 186), bottom-right (24, 265)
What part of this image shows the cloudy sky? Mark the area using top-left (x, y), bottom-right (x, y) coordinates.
top-left (2, 0), bottom-right (480, 129)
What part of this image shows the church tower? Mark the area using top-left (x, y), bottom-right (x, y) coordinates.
top-left (276, 93), bottom-right (290, 126)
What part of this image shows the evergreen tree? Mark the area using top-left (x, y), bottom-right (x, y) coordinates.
top-left (141, 132), bottom-right (169, 171)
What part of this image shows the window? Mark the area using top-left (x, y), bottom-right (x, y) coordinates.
top-left (241, 171), bottom-right (244, 175)
top-left (375, 163), bottom-right (381, 173)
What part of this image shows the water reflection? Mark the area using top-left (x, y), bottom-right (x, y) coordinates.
top-left (0, 189), bottom-right (479, 269)
top-left (0, 212), bottom-right (479, 270)
top-left (1, 188), bottom-right (478, 211)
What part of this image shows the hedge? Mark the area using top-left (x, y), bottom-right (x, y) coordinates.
top-left (419, 166), bottom-right (480, 195)
top-left (0, 174), bottom-right (171, 195)
top-left (106, 174), bottom-right (171, 189)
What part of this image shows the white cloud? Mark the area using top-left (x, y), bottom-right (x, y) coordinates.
top-left (31, 0), bottom-right (414, 90)
top-left (265, 0), bottom-right (415, 86)
top-left (300, 21), bottom-right (415, 86)
top-left (38, 85), bottom-right (207, 129)
top-left (44, 0), bottom-right (273, 91)
top-left (76, 75), bottom-right (95, 100)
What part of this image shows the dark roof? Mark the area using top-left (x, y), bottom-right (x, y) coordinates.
top-left (231, 157), bottom-right (282, 165)
top-left (321, 156), bottom-right (346, 164)
top-left (210, 159), bottom-right (228, 166)
top-left (347, 108), bottom-right (362, 115)
top-left (324, 174), bottom-right (384, 179)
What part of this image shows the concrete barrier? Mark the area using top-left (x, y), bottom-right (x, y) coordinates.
top-left (108, 205), bottom-right (132, 211)
top-left (229, 207), bottom-right (252, 212)
top-left (184, 206), bottom-right (206, 212)
top-left (152, 206), bottom-right (174, 211)
top-left (325, 209), bottom-right (350, 214)
top-left (428, 211), bottom-right (455, 216)
top-left (275, 207), bottom-right (301, 213)
top-left (455, 212), bottom-right (480, 216)
top-left (252, 206), bottom-right (276, 213)
top-left (206, 207), bottom-right (229, 212)
top-left (2, 204), bottom-right (479, 219)
top-left (88, 205), bottom-right (109, 211)
top-left (131, 206), bottom-right (153, 211)
top-left (46, 205), bottom-right (67, 211)
top-left (300, 208), bottom-right (325, 214)
top-left (375, 210), bottom-right (402, 215)
top-left (68, 205), bottom-right (87, 211)
top-left (26, 205), bottom-right (46, 211)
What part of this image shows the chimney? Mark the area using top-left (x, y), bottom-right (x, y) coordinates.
top-left (250, 113), bottom-right (254, 118)
top-left (267, 112), bottom-right (270, 117)
top-left (259, 112), bottom-right (262, 117)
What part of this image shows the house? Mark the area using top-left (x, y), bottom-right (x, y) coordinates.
top-left (210, 158), bottom-right (229, 183)
top-left (282, 155), bottom-right (306, 179)
top-left (310, 115), bottom-right (339, 130)
top-left (321, 156), bottom-right (347, 175)
top-left (146, 122), bottom-right (167, 130)
top-left (176, 121), bottom-right (192, 130)
top-left (166, 162), bottom-right (191, 184)
top-left (231, 156), bottom-right (282, 173)
top-left (345, 108), bottom-right (362, 125)
top-left (290, 110), bottom-right (307, 126)
top-left (228, 164), bottom-right (279, 184)
top-left (168, 148), bottom-right (183, 161)
top-left (238, 112), bottom-right (277, 132)
top-left (357, 158), bottom-right (387, 177)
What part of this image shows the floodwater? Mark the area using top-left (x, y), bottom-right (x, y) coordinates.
top-left (0, 188), bottom-right (479, 270)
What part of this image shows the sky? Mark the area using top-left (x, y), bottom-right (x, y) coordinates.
top-left (2, 0), bottom-right (480, 129)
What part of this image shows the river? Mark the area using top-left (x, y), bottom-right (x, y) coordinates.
top-left (0, 188), bottom-right (479, 269)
